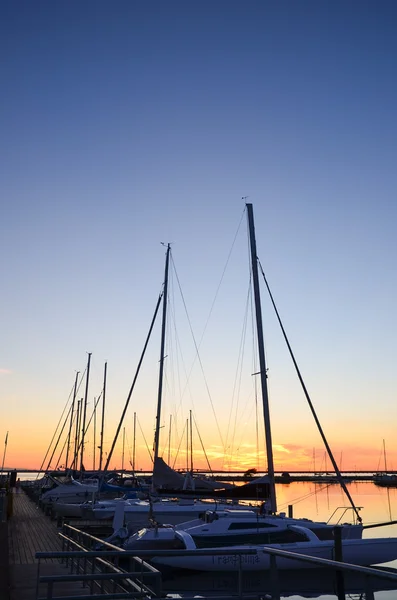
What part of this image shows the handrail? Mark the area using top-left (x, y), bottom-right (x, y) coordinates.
top-left (36, 547), bottom-right (397, 580)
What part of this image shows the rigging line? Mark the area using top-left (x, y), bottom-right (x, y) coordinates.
top-left (36, 373), bottom-right (84, 477)
top-left (67, 394), bottom-right (103, 471)
top-left (44, 403), bottom-right (73, 472)
top-left (137, 417), bottom-right (153, 463)
top-left (103, 292), bottom-right (163, 475)
top-left (187, 206), bottom-right (247, 356)
top-left (170, 254), bottom-right (225, 449)
top-left (227, 280), bottom-right (251, 470)
top-left (166, 211), bottom-right (246, 445)
top-left (258, 260), bottom-right (362, 523)
top-left (193, 413), bottom-right (214, 474)
top-left (164, 274), bottom-right (185, 432)
top-left (172, 419), bottom-right (188, 470)
top-left (277, 484), bottom-right (334, 510)
top-left (55, 409), bottom-right (81, 472)
top-left (37, 368), bottom-right (87, 478)
top-left (55, 407), bottom-right (79, 470)
top-left (123, 429), bottom-right (133, 467)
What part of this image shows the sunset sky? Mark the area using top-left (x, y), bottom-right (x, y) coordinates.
top-left (1, 1), bottom-right (397, 474)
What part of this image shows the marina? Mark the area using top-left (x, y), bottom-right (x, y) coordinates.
top-left (2, 204), bottom-right (397, 599)
top-left (3, 482), bottom-right (397, 598)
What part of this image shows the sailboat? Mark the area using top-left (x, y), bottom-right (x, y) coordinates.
top-left (117, 203), bottom-right (397, 569)
top-left (82, 243), bottom-right (260, 528)
top-left (125, 524), bottom-right (397, 572)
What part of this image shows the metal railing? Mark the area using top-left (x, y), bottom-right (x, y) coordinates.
top-left (34, 523), bottom-right (397, 600)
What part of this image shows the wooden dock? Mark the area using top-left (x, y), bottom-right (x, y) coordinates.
top-left (6, 490), bottom-right (84, 600)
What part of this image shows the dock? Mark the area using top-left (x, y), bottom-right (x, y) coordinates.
top-left (5, 490), bottom-right (85, 600)
top-left (4, 489), bottom-right (161, 600)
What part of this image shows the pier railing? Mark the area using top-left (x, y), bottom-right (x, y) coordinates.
top-left (35, 526), bottom-right (397, 600)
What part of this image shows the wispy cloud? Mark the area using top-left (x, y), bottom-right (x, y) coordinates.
top-left (0, 368), bottom-right (11, 375)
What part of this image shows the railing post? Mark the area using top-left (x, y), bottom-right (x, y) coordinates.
top-left (365, 576), bottom-right (375, 600)
top-left (35, 559), bottom-right (41, 600)
top-left (238, 555), bottom-right (243, 599)
top-left (90, 554), bottom-right (96, 595)
top-left (83, 556), bottom-right (87, 588)
top-left (333, 525), bottom-right (346, 600)
top-left (269, 553), bottom-right (280, 600)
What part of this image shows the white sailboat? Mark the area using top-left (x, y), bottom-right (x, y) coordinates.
top-left (122, 507), bottom-right (362, 551)
top-left (118, 203), bottom-right (397, 570)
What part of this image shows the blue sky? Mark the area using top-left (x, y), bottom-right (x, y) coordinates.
top-left (1, 1), bottom-right (397, 470)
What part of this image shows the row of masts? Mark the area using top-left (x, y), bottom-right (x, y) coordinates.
top-left (42, 347), bottom-right (197, 476)
top-left (38, 205), bottom-right (286, 506)
top-left (38, 203), bottom-right (360, 520)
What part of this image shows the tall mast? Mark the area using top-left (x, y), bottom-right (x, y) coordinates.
top-left (246, 203), bottom-right (277, 513)
top-left (65, 372), bottom-right (79, 470)
top-left (80, 352), bottom-right (92, 473)
top-left (153, 244), bottom-right (171, 468)
top-left (99, 362), bottom-right (107, 472)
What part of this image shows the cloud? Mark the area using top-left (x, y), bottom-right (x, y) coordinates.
top-left (0, 368), bottom-right (11, 375)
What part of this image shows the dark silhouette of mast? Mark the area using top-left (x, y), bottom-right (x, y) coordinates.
top-left (153, 244), bottom-right (171, 470)
top-left (80, 352), bottom-right (92, 473)
top-left (99, 362), bottom-right (107, 472)
top-left (246, 203), bottom-right (277, 513)
top-left (65, 371), bottom-right (79, 469)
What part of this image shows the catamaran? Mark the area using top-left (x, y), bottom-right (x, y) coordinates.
top-left (116, 203), bottom-right (397, 569)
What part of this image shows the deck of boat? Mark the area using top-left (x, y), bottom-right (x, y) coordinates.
top-left (6, 489), bottom-right (84, 599)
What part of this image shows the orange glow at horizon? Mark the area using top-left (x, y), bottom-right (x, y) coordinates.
top-left (4, 434), bottom-right (396, 474)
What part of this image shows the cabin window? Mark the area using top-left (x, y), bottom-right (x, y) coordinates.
top-left (228, 523), bottom-right (277, 530)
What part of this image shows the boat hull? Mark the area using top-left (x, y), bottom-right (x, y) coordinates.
top-left (151, 538), bottom-right (397, 571)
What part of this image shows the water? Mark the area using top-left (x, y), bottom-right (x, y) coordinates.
top-left (163, 481), bottom-right (397, 599)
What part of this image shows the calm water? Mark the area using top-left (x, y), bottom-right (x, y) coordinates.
top-left (19, 474), bottom-right (397, 598)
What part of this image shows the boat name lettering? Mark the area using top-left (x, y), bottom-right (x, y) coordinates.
top-left (213, 554), bottom-right (260, 566)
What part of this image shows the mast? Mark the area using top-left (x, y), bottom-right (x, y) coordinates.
top-left (65, 371), bottom-right (79, 470)
top-left (153, 244), bottom-right (171, 469)
top-left (80, 352), bottom-right (92, 473)
top-left (72, 399), bottom-right (81, 470)
top-left (246, 203), bottom-right (277, 513)
top-left (93, 397), bottom-right (97, 471)
top-left (132, 412), bottom-right (137, 474)
top-left (1, 432), bottom-right (8, 475)
top-left (122, 427), bottom-right (125, 474)
top-left (168, 414), bottom-right (172, 465)
top-left (189, 409), bottom-right (193, 473)
top-left (383, 439), bottom-right (388, 473)
top-left (99, 362), bottom-right (107, 472)
top-left (186, 418), bottom-right (189, 471)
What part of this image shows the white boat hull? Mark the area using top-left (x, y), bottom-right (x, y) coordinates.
top-left (151, 538), bottom-right (397, 571)
top-left (41, 488), bottom-right (97, 505)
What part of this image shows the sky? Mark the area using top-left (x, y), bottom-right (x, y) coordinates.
top-left (1, 0), bottom-right (397, 473)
